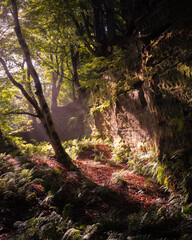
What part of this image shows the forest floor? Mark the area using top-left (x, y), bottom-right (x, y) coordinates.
top-left (0, 143), bottom-right (174, 239)
top-left (30, 143), bottom-right (169, 210)
top-left (75, 144), bottom-right (168, 208)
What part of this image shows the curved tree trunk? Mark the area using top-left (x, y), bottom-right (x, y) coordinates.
top-left (9, 0), bottom-right (74, 169)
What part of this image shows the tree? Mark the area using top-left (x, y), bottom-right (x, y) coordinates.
top-left (21, 0), bottom-right (86, 106)
top-left (50, 54), bottom-right (64, 112)
top-left (91, 0), bottom-right (108, 56)
top-left (0, 0), bottom-right (73, 169)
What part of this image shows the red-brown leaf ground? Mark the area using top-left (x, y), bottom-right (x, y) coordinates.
top-left (8, 143), bottom-right (168, 209)
top-left (74, 144), bottom-right (168, 208)
top-left (1, 143), bottom-right (170, 239)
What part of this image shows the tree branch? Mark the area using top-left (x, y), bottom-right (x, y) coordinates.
top-left (38, 53), bottom-right (73, 82)
top-left (0, 57), bottom-right (41, 116)
top-left (71, 14), bottom-right (98, 56)
top-left (1, 111), bottom-right (39, 118)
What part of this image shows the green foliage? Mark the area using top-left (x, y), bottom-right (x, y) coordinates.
top-left (32, 166), bottom-right (63, 195)
top-left (90, 100), bottom-right (111, 116)
top-left (62, 227), bottom-right (81, 240)
top-left (0, 167), bottom-right (41, 205)
top-left (111, 138), bottom-right (130, 164)
top-left (0, 81), bottom-right (27, 135)
top-left (8, 137), bottom-right (54, 156)
top-left (98, 209), bottom-right (127, 234)
top-left (125, 144), bottom-right (192, 214)
top-left (81, 48), bottom-right (133, 108)
top-left (91, 149), bottom-right (106, 163)
top-left (1, 2), bottom-right (192, 239)
top-left (170, 117), bottom-right (185, 132)
top-left (125, 145), bottom-right (172, 191)
top-left (0, 154), bottom-right (14, 174)
top-left (15, 211), bottom-right (66, 240)
top-left (62, 139), bottom-right (83, 160)
top-left (63, 137), bottom-right (110, 161)
top-left (110, 170), bottom-right (128, 186)
top-left (1, 139), bottom-right (192, 239)
top-left (97, 207), bottom-right (176, 240)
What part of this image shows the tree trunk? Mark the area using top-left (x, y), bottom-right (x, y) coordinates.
top-left (10, 0), bottom-right (73, 169)
top-left (120, 0), bottom-right (135, 35)
top-left (51, 71), bottom-right (59, 112)
top-left (50, 55), bottom-right (64, 113)
top-left (91, 0), bottom-right (108, 56)
top-left (103, 0), bottom-right (115, 49)
top-left (26, 68), bottom-right (38, 126)
top-left (0, 128), bottom-right (3, 142)
top-left (0, 128), bottom-right (7, 153)
top-left (70, 45), bottom-right (86, 102)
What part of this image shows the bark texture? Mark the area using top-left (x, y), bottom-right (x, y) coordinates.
top-left (50, 55), bottom-right (64, 112)
top-left (92, 0), bottom-right (108, 56)
top-left (5, 0), bottom-right (73, 169)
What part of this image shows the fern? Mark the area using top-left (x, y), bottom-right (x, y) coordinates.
top-left (111, 138), bottom-right (130, 164)
top-left (62, 228), bottom-right (81, 240)
top-left (15, 211), bottom-right (66, 240)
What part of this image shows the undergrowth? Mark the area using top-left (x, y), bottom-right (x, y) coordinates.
top-left (1, 138), bottom-right (192, 239)
top-left (127, 146), bottom-right (192, 213)
top-left (108, 139), bottom-right (192, 232)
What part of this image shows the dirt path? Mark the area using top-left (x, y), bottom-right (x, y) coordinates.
top-left (7, 143), bottom-right (169, 209)
top-left (74, 144), bottom-right (168, 208)
top-left (0, 143), bottom-right (171, 239)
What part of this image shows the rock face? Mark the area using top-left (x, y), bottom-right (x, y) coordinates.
top-left (94, 0), bottom-right (192, 159)
top-left (93, 27), bottom-right (192, 159)
top-left (96, 76), bottom-right (192, 158)
top-left (107, 87), bottom-right (156, 148)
